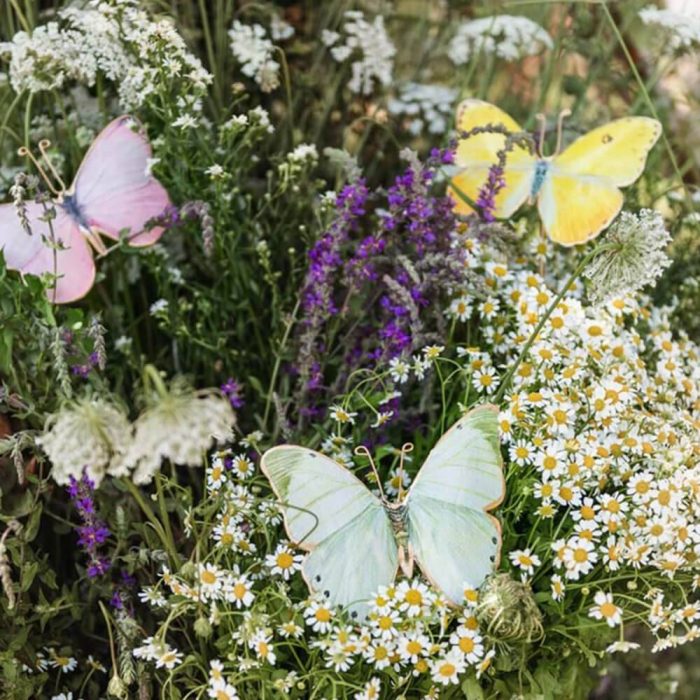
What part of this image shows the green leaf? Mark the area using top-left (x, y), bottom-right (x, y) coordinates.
top-left (461, 675), bottom-right (485, 699)
top-left (20, 561), bottom-right (39, 592)
top-left (23, 502), bottom-right (43, 542)
top-left (0, 328), bottom-right (13, 374)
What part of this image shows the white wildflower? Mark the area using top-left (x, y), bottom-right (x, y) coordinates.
top-left (448, 15), bottom-right (553, 65)
top-left (639, 6), bottom-right (700, 52)
top-left (326, 11), bottom-right (395, 95)
top-left (388, 82), bottom-right (458, 135)
top-left (229, 21), bottom-right (280, 92)
top-left (38, 399), bottom-right (132, 486)
top-left (584, 209), bottom-right (671, 304)
top-left (126, 384), bottom-right (235, 484)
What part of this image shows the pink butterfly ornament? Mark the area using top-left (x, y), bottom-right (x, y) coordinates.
top-left (0, 116), bottom-right (171, 303)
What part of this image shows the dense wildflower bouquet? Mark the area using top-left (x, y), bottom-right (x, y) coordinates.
top-left (0, 2), bottom-right (698, 700)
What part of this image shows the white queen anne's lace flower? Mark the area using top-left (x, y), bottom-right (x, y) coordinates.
top-left (448, 15), bottom-right (553, 65)
top-left (0, 2), bottom-right (211, 112)
top-left (325, 11), bottom-right (395, 95)
top-left (584, 209), bottom-right (672, 304)
top-left (38, 399), bottom-right (132, 486)
top-left (228, 21), bottom-right (280, 92)
top-left (127, 384), bottom-right (235, 484)
top-left (388, 82), bottom-right (458, 135)
top-left (639, 6), bottom-right (700, 52)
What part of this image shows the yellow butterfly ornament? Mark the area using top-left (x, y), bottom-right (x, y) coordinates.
top-left (449, 100), bottom-right (662, 246)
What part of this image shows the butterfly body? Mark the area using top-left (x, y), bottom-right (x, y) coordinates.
top-left (385, 502), bottom-right (413, 577)
top-left (261, 405), bottom-right (504, 619)
top-left (530, 159), bottom-right (550, 199)
top-left (0, 115), bottom-right (171, 303)
top-left (450, 99), bottom-right (661, 245)
top-left (59, 193), bottom-right (89, 229)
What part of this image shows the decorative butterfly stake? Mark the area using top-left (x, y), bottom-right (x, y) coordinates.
top-left (0, 116), bottom-right (171, 303)
top-left (261, 404), bottom-right (505, 620)
top-left (449, 99), bottom-right (661, 246)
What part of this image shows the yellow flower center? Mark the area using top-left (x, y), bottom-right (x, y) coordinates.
top-left (233, 583), bottom-right (247, 599)
top-left (407, 640), bottom-right (422, 655)
top-left (276, 552), bottom-right (294, 569)
top-left (315, 608), bottom-right (331, 623)
top-left (374, 646), bottom-right (388, 660)
top-left (405, 589), bottom-right (422, 606)
top-left (378, 616), bottom-right (393, 630)
top-left (201, 570), bottom-right (217, 585)
top-left (439, 662), bottom-right (456, 677)
top-left (573, 548), bottom-right (588, 563)
top-left (600, 602), bottom-right (617, 618)
top-left (459, 637), bottom-right (475, 653)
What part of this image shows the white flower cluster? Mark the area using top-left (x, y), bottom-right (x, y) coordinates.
top-left (37, 399), bottom-right (131, 487)
top-left (449, 238), bottom-right (700, 652)
top-left (0, 6), bottom-right (129, 93)
top-left (448, 14), bottom-right (553, 65)
top-left (584, 209), bottom-right (672, 304)
top-left (0, 1), bottom-right (211, 112)
top-left (322, 11), bottom-right (396, 95)
top-left (228, 21), bottom-right (280, 93)
top-left (38, 388), bottom-right (235, 486)
top-left (279, 143), bottom-right (318, 180)
top-left (128, 389), bottom-right (235, 484)
top-left (388, 83), bottom-right (458, 135)
top-left (135, 449), bottom-right (498, 692)
top-left (639, 6), bottom-right (700, 52)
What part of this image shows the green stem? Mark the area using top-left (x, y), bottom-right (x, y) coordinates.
top-left (143, 363), bottom-right (169, 399)
top-left (155, 471), bottom-right (176, 562)
top-left (263, 299), bottom-right (300, 432)
top-left (98, 601), bottom-right (119, 682)
top-left (123, 479), bottom-right (180, 566)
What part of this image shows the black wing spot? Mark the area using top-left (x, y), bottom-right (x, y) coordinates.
top-left (492, 536), bottom-right (497, 545)
top-left (489, 555), bottom-right (495, 562)
top-left (309, 452), bottom-right (317, 458)
top-left (602, 134), bottom-right (613, 144)
top-left (315, 575), bottom-right (321, 582)
top-left (351, 611), bottom-right (358, 619)
top-left (324, 590), bottom-right (330, 598)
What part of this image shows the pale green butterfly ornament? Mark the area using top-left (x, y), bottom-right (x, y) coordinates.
top-left (260, 404), bottom-right (505, 620)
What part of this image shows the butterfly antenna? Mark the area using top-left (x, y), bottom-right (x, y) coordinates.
top-left (554, 109), bottom-right (572, 157)
top-left (535, 113), bottom-right (547, 157)
top-left (17, 145), bottom-right (61, 197)
top-left (397, 443), bottom-right (414, 502)
top-left (37, 140), bottom-right (68, 193)
top-left (354, 445), bottom-right (387, 502)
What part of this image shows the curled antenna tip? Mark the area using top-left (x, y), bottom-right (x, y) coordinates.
top-left (401, 442), bottom-right (414, 454)
top-left (38, 139), bottom-right (52, 149)
top-left (17, 146), bottom-right (29, 156)
top-left (354, 445), bottom-right (370, 457)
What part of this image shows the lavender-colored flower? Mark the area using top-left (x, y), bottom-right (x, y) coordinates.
top-left (475, 162), bottom-right (505, 222)
top-left (293, 148), bottom-right (466, 420)
top-left (221, 377), bottom-right (245, 409)
top-left (67, 471), bottom-right (111, 579)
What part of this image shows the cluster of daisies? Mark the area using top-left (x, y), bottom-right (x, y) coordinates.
top-left (131, 448), bottom-right (501, 698)
top-left (449, 237), bottom-right (699, 651)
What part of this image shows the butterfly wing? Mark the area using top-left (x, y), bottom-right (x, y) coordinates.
top-left (406, 405), bottom-right (504, 604)
top-left (539, 117), bottom-right (661, 245)
top-left (0, 202), bottom-right (95, 303)
top-left (449, 99), bottom-right (537, 218)
top-left (261, 446), bottom-right (398, 619)
top-left (72, 115), bottom-right (171, 246)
